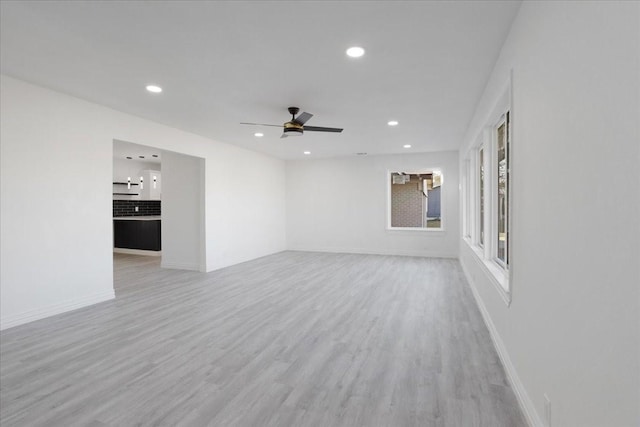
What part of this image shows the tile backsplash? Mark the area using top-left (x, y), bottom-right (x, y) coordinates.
top-left (113, 200), bottom-right (161, 217)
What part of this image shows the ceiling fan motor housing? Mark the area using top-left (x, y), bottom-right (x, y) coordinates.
top-left (283, 121), bottom-right (303, 136)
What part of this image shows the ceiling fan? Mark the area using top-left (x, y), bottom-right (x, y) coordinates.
top-left (241, 107), bottom-right (343, 138)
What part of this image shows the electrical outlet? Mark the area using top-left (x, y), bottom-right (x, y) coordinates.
top-left (544, 394), bottom-right (551, 427)
top-left (135, 206), bottom-right (139, 212)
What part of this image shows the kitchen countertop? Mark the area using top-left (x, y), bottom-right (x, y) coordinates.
top-left (113, 216), bottom-right (161, 221)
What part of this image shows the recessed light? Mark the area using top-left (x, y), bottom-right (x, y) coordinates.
top-left (346, 46), bottom-right (365, 58)
top-left (254, 132), bottom-right (264, 137)
top-left (139, 155), bottom-right (145, 158)
top-left (303, 151), bottom-right (311, 155)
top-left (145, 85), bottom-right (162, 93)
top-left (403, 144), bottom-right (412, 148)
top-left (152, 154), bottom-right (158, 158)
top-left (126, 156), bottom-right (132, 159)
top-left (388, 120), bottom-right (399, 126)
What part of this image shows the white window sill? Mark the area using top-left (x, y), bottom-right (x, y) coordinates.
top-left (387, 227), bottom-right (446, 233)
top-left (463, 237), bottom-right (511, 306)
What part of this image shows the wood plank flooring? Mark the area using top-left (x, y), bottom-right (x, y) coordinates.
top-left (0, 251), bottom-right (526, 426)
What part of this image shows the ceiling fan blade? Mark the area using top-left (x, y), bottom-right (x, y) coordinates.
top-left (292, 112), bottom-right (313, 125)
top-left (240, 122), bottom-right (283, 128)
top-left (304, 125), bottom-right (343, 133)
top-left (280, 133), bottom-right (288, 139)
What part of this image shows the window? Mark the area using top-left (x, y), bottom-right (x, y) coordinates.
top-left (496, 112), bottom-right (510, 266)
top-left (479, 147), bottom-right (485, 246)
top-left (462, 102), bottom-right (512, 303)
top-left (389, 171), bottom-right (443, 230)
top-left (463, 160), bottom-right (471, 238)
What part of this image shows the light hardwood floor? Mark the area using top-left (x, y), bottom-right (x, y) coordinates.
top-left (0, 252), bottom-right (526, 426)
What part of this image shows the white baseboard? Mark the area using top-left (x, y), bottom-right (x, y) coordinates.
top-left (287, 246), bottom-right (458, 259)
top-left (113, 248), bottom-right (161, 256)
top-left (161, 261), bottom-right (201, 271)
top-left (460, 259), bottom-right (543, 427)
top-left (0, 289), bottom-right (115, 331)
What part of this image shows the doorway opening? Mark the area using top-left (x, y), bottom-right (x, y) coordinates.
top-left (112, 140), bottom-right (205, 295)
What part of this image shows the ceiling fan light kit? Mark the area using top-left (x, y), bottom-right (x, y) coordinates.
top-left (241, 106), bottom-right (343, 138)
top-left (283, 126), bottom-right (303, 137)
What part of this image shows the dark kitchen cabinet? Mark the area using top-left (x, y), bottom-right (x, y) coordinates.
top-left (114, 220), bottom-right (161, 251)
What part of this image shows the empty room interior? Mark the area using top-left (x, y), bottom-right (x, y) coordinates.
top-left (1, 1), bottom-right (638, 426)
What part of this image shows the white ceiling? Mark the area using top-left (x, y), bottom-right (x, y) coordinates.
top-left (0, 1), bottom-right (521, 160)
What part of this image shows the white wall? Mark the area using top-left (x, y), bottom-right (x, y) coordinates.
top-left (286, 151), bottom-right (459, 258)
top-left (161, 151), bottom-right (205, 271)
top-left (0, 75), bottom-right (286, 330)
top-left (459, 2), bottom-right (639, 426)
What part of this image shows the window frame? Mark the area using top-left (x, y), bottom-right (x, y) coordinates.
top-left (386, 169), bottom-right (445, 232)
